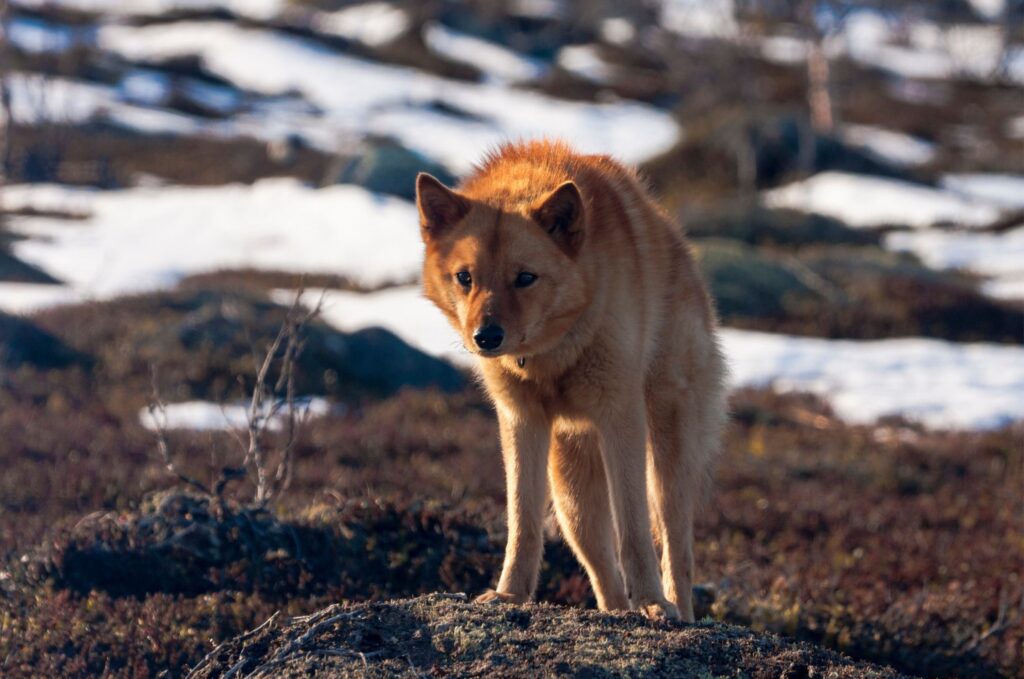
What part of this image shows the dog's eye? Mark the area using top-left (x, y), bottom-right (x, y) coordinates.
top-left (455, 271), bottom-right (472, 287)
top-left (515, 272), bottom-right (538, 288)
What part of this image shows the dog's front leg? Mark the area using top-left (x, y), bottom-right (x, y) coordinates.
top-left (476, 405), bottom-right (550, 605)
top-left (597, 397), bottom-right (680, 620)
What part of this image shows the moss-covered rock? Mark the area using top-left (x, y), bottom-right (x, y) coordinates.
top-left (696, 239), bottom-right (820, 320)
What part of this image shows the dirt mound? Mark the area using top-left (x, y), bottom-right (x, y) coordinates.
top-left (39, 491), bottom-right (498, 600)
top-left (36, 491), bottom-right (587, 606)
top-left (187, 593), bottom-right (905, 678)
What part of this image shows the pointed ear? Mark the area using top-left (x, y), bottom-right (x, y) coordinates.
top-left (532, 181), bottom-right (584, 255)
top-left (416, 173), bottom-right (468, 238)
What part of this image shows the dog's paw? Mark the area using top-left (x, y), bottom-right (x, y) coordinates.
top-left (637, 600), bottom-right (681, 621)
top-left (474, 589), bottom-right (527, 605)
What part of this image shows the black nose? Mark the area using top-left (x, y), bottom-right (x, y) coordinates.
top-left (474, 324), bottom-right (505, 351)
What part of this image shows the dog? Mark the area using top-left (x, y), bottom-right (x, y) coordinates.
top-left (416, 140), bottom-right (726, 621)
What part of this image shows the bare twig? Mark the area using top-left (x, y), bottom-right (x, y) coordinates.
top-left (272, 290), bottom-right (325, 499)
top-left (247, 608), bottom-right (360, 678)
top-left (148, 367), bottom-right (211, 496)
top-left (965, 587), bottom-right (1021, 651)
top-left (244, 321), bottom-right (285, 502)
top-left (147, 289), bottom-right (323, 506)
top-left (243, 288), bottom-right (324, 504)
top-left (186, 611), bottom-right (280, 678)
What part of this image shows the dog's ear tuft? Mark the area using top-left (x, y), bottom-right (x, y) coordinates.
top-left (417, 173), bottom-right (468, 238)
top-left (532, 181), bottom-right (584, 255)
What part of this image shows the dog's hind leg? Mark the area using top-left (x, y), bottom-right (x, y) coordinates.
top-left (549, 426), bottom-right (630, 611)
top-left (645, 377), bottom-right (712, 623)
top-left (597, 398), bottom-right (679, 620)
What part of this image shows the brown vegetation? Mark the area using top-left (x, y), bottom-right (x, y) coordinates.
top-left (6, 123), bottom-right (336, 188)
top-left (1, 315), bottom-right (1020, 676)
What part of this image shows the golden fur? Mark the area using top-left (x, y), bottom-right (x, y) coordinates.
top-left (416, 140), bottom-right (727, 621)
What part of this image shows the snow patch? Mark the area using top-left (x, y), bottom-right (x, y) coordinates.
top-left (4, 72), bottom-right (302, 143)
top-left (139, 397), bottom-right (330, 432)
top-left (0, 283), bottom-right (84, 315)
top-left (424, 22), bottom-right (545, 83)
top-left (289, 286), bottom-right (1024, 430)
top-left (0, 181), bottom-right (98, 216)
top-left (763, 172), bottom-right (1002, 229)
top-left (840, 124), bottom-right (937, 167)
top-left (11, 0), bottom-right (284, 20)
top-left (6, 73), bottom-right (122, 127)
top-left (722, 330), bottom-right (1024, 430)
top-left (660, 0), bottom-right (738, 39)
top-left (557, 44), bottom-right (615, 83)
top-left (885, 226), bottom-right (1024, 301)
top-left (842, 10), bottom-right (892, 56)
top-left (312, 2), bottom-right (409, 47)
top-left (983, 277), bottom-right (1024, 301)
top-left (97, 21), bottom-right (680, 173)
top-left (941, 174), bottom-right (1024, 210)
top-left (760, 35), bottom-right (809, 65)
top-left (967, 0), bottom-right (1006, 20)
top-left (0, 180), bottom-right (421, 310)
top-left (762, 11), bottom-right (1021, 87)
top-left (1009, 115), bottom-right (1024, 140)
top-left (6, 16), bottom-right (88, 53)
top-left (601, 18), bottom-right (636, 45)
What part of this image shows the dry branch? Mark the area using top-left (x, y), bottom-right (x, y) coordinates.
top-left (147, 289), bottom-right (324, 505)
top-left (148, 367), bottom-right (213, 497)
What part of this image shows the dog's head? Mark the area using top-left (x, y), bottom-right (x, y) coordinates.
top-left (416, 172), bottom-right (589, 360)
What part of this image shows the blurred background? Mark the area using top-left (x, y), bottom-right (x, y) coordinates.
top-left (0, 1), bottom-right (1022, 677)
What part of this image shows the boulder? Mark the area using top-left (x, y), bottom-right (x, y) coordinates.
top-left (695, 239), bottom-right (819, 320)
top-left (338, 139), bottom-right (457, 201)
top-left (0, 311), bottom-right (89, 369)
